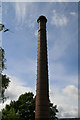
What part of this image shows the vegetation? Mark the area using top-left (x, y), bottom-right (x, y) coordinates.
top-left (0, 47), bottom-right (10, 103)
top-left (2, 92), bottom-right (58, 120)
top-left (0, 43), bottom-right (58, 120)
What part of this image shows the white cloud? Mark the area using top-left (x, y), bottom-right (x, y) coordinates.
top-left (5, 76), bottom-right (34, 100)
top-left (1, 1), bottom-right (78, 118)
top-left (51, 10), bottom-right (68, 26)
top-left (49, 38), bottom-right (78, 117)
top-left (0, 75), bottom-right (35, 111)
top-left (62, 85), bottom-right (78, 99)
top-left (0, 99), bottom-right (11, 111)
top-left (13, 2), bottom-right (36, 29)
top-left (49, 15), bottom-right (78, 61)
top-left (70, 12), bottom-right (76, 16)
top-left (14, 3), bottom-right (27, 24)
top-left (49, 85), bottom-right (78, 118)
top-left (57, 105), bottom-right (78, 118)
top-left (34, 30), bottom-right (38, 37)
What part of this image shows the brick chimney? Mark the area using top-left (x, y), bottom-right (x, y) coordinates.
top-left (35, 16), bottom-right (49, 120)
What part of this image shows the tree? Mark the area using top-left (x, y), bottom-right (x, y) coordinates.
top-left (2, 92), bottom-right (58, 120)
top-left (50, 102), bottom-right (58, 120)
top-left (2, 107), bottom-right (20, 120)
top-left (0, 47), bottom-right (6, 71)
top-left (1, 74), bottom-right (10, 103)
top-left (0, 111), bottom-right (2, 120)
top-left (0, 47), bottom-right (10, 103)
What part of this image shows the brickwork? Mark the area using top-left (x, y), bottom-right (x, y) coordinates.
top-left (35, 16), bottom-right (49, 120)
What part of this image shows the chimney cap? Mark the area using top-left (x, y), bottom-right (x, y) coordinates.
top-left (37, 16), bottom-right (47, 23)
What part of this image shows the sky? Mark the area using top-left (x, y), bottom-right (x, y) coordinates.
top-left (0, 1), bottom-right (79, 118)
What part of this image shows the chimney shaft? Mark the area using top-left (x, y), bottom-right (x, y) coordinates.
top-left (35, 16), bottom-right (49, 120)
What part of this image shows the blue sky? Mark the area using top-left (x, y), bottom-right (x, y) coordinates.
top-left (0, 2), bottom-right (78, 118)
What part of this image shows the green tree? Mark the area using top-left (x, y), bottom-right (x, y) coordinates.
top-left (0, 47), bottom-right (10, 103)
top-left (50, 102), bottom-right (58, 120)
top-left (0, 111), bottom-right (2, 120)
top-left (2, 92), bottom-right (58, 120)
top-left (2, 107), bottom-right (20, 120)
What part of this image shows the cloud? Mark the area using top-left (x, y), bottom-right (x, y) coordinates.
top-left (0, 75), bottom-right (35, 111)
top-left (1, 2), bottom-right (78, 118)
top-left (49, 30), bottom-right (77, 61)
top-left (49, 85), bottom-right (78, 118)
top-left (0, 99), bottom-right (11, 111)
top-left (5, 76), bottom-right (34, 100)
top-left (14, 3), bottom-right (27, 24)
top-left (13, 2), bottom-right (36, 29)
top-left (51, 10), bottom-right (68, 26)
top-left (49, 29), bottom-right (78, 117)
top-left (34, 30), bottom-right (38, 37)
top-left (58, 105), bottom-right (78, 118)
top-left (70, 12), bottom-right (76, 16)
top-left (57, 106), bottom-right (78, 118)
top-left (62, 85), bottom-right (78, 99)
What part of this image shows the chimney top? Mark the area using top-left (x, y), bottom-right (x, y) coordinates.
top-left (37, 15), bottom-right (47, 23)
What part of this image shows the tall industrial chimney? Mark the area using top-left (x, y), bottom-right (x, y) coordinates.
top-left (35, 16), bottom-right (49, 120)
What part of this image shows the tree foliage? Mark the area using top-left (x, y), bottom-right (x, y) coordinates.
top-left (2, 92), bottom-right (58, 120)
top-left (2, 107), bottom-right (20, 120)
top-left (0, 47), bottom-right (10, 103)
top-left (0, 47), bottom-right (6, 71)
top-left (50, 102), bottom-right (58, 120)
